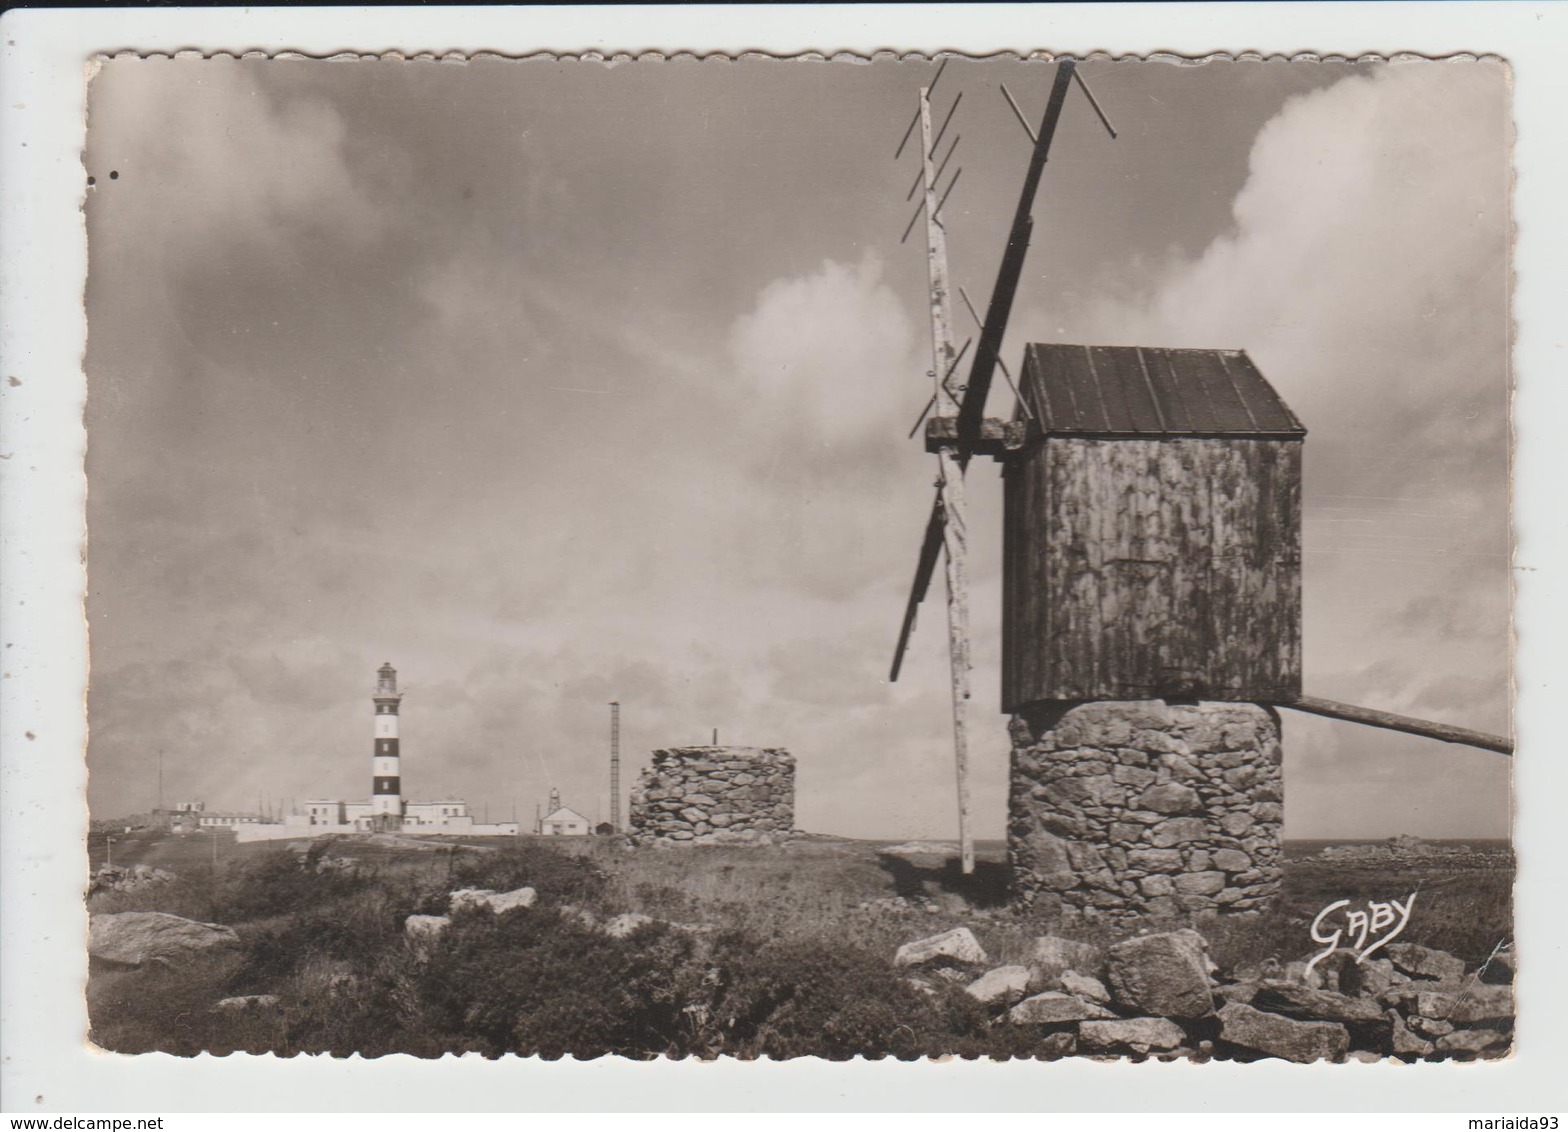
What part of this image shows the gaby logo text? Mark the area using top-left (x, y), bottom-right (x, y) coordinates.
top-left (1305, 892), bottom-right (1417, 977)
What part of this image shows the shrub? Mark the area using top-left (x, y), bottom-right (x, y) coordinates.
top-left (705, 936), bottom-right (951, 1060)
top-left (211, 848), bottom-right (374, 923)
top-left (446, 844), bottom-right (608, 911)
top-left (408, 907), bottom-right (705, 1058)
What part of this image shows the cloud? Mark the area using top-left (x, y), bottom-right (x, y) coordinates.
top-left (731, 253), bottom-right (919, 450)
top-left (1062, 63), bottom-right (1510, 496)
top-left (1012, 62), bottom-right (1513, 835)
top-left (87, 58), bottom-right (388, 254)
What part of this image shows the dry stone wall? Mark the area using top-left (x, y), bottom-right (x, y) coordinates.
top-left (629, 746), bottom-right (795, 843)
top-left (1009, 700), bottom-right (1283, 920)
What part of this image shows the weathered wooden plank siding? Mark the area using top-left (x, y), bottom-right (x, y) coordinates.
top-left (1002, 436), bottom-right (1301, 710)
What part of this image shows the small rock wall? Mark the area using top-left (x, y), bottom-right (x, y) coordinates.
top-left (629, 746), bottom-right (795, 843)
top-left (1009, 701), bottom-right (1283, 920)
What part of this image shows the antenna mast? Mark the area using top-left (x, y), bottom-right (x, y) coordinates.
top-left (608, 700), bottom-right (621, 834)
top-left (915, 66), bottom-right (975, 877)
top-left (887, 58), bottom-right (1117, 876)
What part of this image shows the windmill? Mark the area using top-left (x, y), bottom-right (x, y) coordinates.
top-left (889, 57), bottom-right (1117, 875)
top-left (889, 58), bottom-right (1511, 889)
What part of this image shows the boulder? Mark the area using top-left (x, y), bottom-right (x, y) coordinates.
top-left (1252, 982), bottom-right (1388, 1025)
top-left (1386, 943), bottom-right (1465, 982)
top-left (1408, 1015), bottom-right (1455, 1040)
top-left (603, 913), bottom-right (656, 939)
top-left (404, 914), bottom-right (451, 946)
top-left (1435, 1028), bottom-right (1509, 1055)
top-left (1408, 984), bottom-right (1514, 1026)
top-left (88, 912), bottom-right (241, 967)
top-left (1079, 1017), bottom-right (1187, 1054)
top-left (1037, 1031), bottom-right (1077, 1058)
top-left (1218, 1002), bottom-right (1350, 1063)
top-left (213, 994), bottom-right (280, 1011)
top-left (1448, 984), bottom-right (1515, 1026)
top-left (449, 886), bottom-right (537, 914)
top-left (964, 965), bottom-right (1032, 1006)
top-left (1380, 981), bottom-right (1459, 1012)
top-left (1105, 930), bottom-right (1215, 1018)
top-left (1282, 960), bottom-right (1326, 989)
top-left (1479, 947), bottom-right (1515, 986)
top-left (1389, 1011), bottom-right (1434, 1057)
top-left (1029, 935), bottom-right (1102, 980)
top-left (1252, 981), bottom-right (1392, 1049)
top-left (895, 927), bottom-right (988, 969)
top-left (1059, 971), bottom-right (1112, 1005)
top-left (1007, 991), bottom-right (1115, 1025)
top-left (1341, 956), bottom-right (1402, 999)
top-left (1216, 982), bottom-right (1260, 1005)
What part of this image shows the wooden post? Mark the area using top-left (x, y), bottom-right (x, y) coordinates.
top-left (919, 82), bottom-right (974, 876)
top-left (1284, 696), bottom-right (1513, 756)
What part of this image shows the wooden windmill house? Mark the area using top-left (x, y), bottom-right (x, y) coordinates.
top-left (997, 344), bottom-right (1305, 710)
top-left (888, 58), bottom-right (1510, 887)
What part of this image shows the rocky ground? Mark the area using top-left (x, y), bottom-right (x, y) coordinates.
top-left (83, 831), bottom-right (1514, 1059)
top-left (894, 923), bottom-right (1512, 1062)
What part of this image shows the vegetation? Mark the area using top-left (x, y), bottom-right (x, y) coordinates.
top-left (86, 834), bottom-right (1512, 1059)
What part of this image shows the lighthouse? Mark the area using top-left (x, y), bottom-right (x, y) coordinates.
top-left (371, 662), bottom-right (404, 828)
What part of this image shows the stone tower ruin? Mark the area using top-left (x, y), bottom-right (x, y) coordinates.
top-left (629, 746), bottom-right (795, 843)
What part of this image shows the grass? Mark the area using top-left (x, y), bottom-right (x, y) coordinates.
top-left (85, 832), bottom-right (1513, 1059)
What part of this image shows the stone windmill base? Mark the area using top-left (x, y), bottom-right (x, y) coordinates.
top-left (1008, 700), bottom-right (1284, 920)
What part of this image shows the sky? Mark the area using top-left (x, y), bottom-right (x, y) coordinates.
top-left (82, 55), bottom-right (1512, 839)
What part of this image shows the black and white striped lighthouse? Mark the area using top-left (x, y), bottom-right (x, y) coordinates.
top-left (372, 662), bottom-right (403, 824)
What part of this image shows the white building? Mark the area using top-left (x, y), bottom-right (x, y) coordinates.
top-left (301, 796), bottom-right (476, 832)
top-left (198, 811), bottom-right (266, 828)
top-left (537, 789), bottom-right (591, 836)
top-left (539, 807), bottom-right (591, 836)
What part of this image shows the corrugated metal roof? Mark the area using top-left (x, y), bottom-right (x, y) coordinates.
top-left (1021, 344), bottom-right (1305, 437)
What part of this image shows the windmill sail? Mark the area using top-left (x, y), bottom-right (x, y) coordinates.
top-left (955, 61), bottom-right (1076, 444)
top-left (889, 488), bottom-right (946, 682)
top-left (888, 60), bottom-right (1085, 682)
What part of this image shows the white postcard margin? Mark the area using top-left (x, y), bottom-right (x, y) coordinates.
top-left (2, 2), bottom-right (1565, 1114)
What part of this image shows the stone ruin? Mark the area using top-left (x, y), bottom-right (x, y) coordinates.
top-left (1009, 700), bottom-right (1284, 920)
top-left (629, 746), bottom-right (795, 844)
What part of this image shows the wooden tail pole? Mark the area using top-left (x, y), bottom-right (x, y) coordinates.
top-left (1284, 696), bottom-right (1514, 756)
